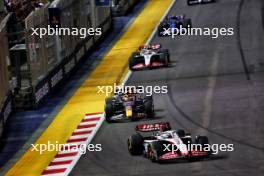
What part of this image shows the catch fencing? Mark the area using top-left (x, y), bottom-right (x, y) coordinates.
top-left (0, 14), bottom-right (12, 137)
top-left (23, 0), bottom-right (111, 107)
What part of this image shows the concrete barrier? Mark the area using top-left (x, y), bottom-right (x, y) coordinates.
top-left (0, 14), bottom-right (12, 139)
top-left (20, 0), bottom-right (112, 108)
top-left (111, 0), bottom-right (140, 16)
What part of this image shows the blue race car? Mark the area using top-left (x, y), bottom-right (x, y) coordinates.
top-left (157, 15), bottom-right (192, 37)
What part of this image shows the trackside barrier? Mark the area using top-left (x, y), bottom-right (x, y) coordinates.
top-left (22, 0), bottom-right (112, 108)
top-left (0, 14), bottom-right (12, 139)
top-left (33, 16), bottom-right (112, 107)
top-left (0, 91), bottom-right (12, 139)
top-left (111, 0), bottom-right (140, 16)
top-left (0, 92), bottom-right (12, 124)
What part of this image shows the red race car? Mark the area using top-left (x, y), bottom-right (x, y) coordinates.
top-left (127, 122), bottom-right (212, 162)
top-left (129, 44), bottom-right (170, 71)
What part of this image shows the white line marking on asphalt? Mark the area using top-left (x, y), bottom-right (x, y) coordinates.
top-left (194, 45), bottom-right (220, 171)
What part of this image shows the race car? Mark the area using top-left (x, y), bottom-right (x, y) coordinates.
top-left (127, 122), bottom-right (211, 162)
top-left (104, 90), bottom-right (154, 122)
top-left (187, 0), bottom-right (215, 6)
top-left (157, 15), bottom-right (192, 37)
top-left (129, 44), bottom-right (170, 70)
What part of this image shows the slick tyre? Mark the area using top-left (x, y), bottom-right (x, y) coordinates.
top-left (105, 102), bottom-right (114, 123)
top-left (187, 0), bottom-right (193, 6)
top-left (127, 134), bottom-right (144, 155)
top-left (196, 136), bottom-right (209, 150)
top-left (177, 129), bottom-right (186, 137)
top-left (184, 19), bottom-right (192, 28)
top-left (147, 141), bottom-right (163, 162)
top-left (105, 97), bottom-right (114, 104)
top-left (0, 121), bottom-right (4, 146)
top-left (157, 24), bottom-right (164, 37)
top-left (159, 54), bottom-right (169, 66)
top-left (129, 52), bottom-right (140, 71)
top-left (159, 49), bottom-right (170, 64)
top-left (144, 97), bottom-right (154, 118)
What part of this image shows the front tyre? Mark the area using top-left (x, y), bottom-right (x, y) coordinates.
top-left (127, 134), bottom-right (144, 155)
top-left (147, 141), bottom-right (163, 162)
top-left (105, 103), bottom-right (114, 123)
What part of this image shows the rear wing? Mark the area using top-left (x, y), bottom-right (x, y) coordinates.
top-left (136, 122), bottom-right (171, 132)
top-left (138, 44), bottom-right (161, 50)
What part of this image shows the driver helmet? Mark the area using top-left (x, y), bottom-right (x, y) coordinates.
top-left (122, 94), bottom-right (129, 101)
top-left (160, 132), bottom-right (172, 139)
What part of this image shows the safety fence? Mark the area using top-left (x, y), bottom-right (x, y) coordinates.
top-left (0, 14), bottom-right (12, 138)
top-left (0, 91), bottom-right (12, 138)
top-left (23, 0), bottom-right (112, 107)
top-left (111, 0), bottom-right (140, 16)
top-left (0, 0), bottom-right (143, 111)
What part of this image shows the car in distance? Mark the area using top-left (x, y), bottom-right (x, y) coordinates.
top-left (187, 0), bottom-right (215, 6)
top-left (158, 15), bottom-right (192, 37)
top-left (104, 91), bottom-right (154, 122)
top-left (129, 44), bottom-right (170, 70)
top-left (127, 122), bottom-right (211, 162)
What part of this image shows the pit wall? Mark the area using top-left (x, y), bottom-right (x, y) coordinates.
top-left (0, 14), bottom-right (12, 138)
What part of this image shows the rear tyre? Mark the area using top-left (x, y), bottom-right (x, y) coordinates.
top-left (196, 136), bottom-right (209, 151)
top-left (127, 134), bottom-right (144, 155)
top-left (184, 19), bottom-right (192, 28)
top-left (129, 58), bottom-right (136, 71)
top-left (159, 53), bottom-right (169, 67)
top-left (157, 24), bottom-right (164, 37)
top-left (105, 101), bottom-right (114, 123)
top-left (129, 52), bottom-right (140, 70)
top-left (144, 95), bottom-right (153, 103)
top-left (177, 129), bottom-right (186, 137)
top-left (159, 49), bottom-right (170, 64)
top-left (0, 120), bottom-right (4, 145)
top-left (144, 97), bottom-right (154, 118)
top-left (105, 97), bottom-right (114, 104)
top-left (187, 0), bottom-right (193, 6)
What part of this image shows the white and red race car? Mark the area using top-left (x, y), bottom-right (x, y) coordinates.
top-left (129, 44), bottom-right (170, 71)
top-left (127, 122), bottom-right (212, 162)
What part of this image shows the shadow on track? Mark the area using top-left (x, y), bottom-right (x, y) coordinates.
top-left (157, 154), bottom-right (228, 165)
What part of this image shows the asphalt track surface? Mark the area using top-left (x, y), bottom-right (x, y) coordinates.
top-left (71, 0), bottom-right (264, 175)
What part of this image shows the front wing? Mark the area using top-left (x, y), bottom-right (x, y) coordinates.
top-left (157, 150), bottom-right (210, 161)
top-left (131, 61), bottom-right (166, 70)
top-left (108, 112), bottom-right (146, 122)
